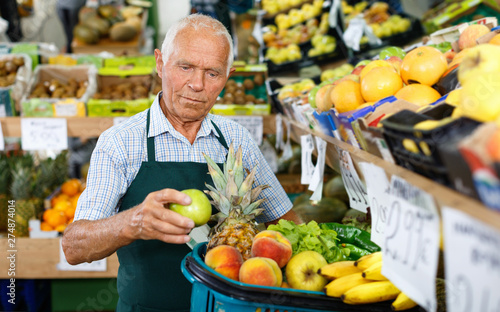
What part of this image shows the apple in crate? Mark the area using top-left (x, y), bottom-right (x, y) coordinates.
top-left (239, 257), bottom-right (282, 287)
top-left (285, 251), bottom-right (328, 291)
top-left (204, 245), bottom-right (244, 281)
top-left (250, 230), bottom-right (292, 268)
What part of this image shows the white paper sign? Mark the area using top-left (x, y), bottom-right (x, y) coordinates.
top-left (359, 162), bottom-right (390, 246)
top-left (0, 121), bottom-right (4, 151)
top-left (57, 240), bottom-right (107, 271)
top-left (301, 134), bottom-right (315, 185)
top-left (308, 136), bottom-right (326, 201)
top-left (228, 116), bottom-right (263, 146)
top-left (382, 176), bottom-right (440, 312)
top-left (442, 207), bottom-right (500, 312)
top-left (337, 147), bottom-right (369, 212)
top-left (21, 118), bottom-right (68, 151)
top-left (275, 114), bottom-right (283, 151)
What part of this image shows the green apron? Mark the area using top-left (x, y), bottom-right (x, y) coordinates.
top-left (116, 109), bottom-right (228, 312)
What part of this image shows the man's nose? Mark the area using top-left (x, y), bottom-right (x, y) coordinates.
top-left (188, 70), bottom-right (204, 91)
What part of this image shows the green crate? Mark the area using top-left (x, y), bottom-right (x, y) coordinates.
top-left (87, 98), bottom-right (152, 117)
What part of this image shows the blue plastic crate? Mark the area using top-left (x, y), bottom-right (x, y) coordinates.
top-left (181, 243), bottom-right (407, 312)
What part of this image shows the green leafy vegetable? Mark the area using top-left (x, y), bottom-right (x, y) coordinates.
top-left (267, 220), bottom-right (348, 263)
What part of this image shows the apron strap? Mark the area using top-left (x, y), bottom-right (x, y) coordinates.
top-left (146, 109), bottom-right (230, 162)
top-left (146, 109), bottom-right (156, 163)
top-left (211, 120), bottom-right (229, 150)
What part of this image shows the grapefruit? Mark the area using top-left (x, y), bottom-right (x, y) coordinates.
top-left (394, 84), bottom-right (442, 106)
top-left (400, 46), bottom-right (447, 86)
top-left (330, 80), bottom-right (364, 113)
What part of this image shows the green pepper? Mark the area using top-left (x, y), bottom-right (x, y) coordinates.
top-left (340, 243), bottom-right (371, 260)
top-left (320, 223), bottom-right (381, 253)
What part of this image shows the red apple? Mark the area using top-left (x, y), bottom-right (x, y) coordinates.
top-left (351, 65), bottom-right (366, 76)
top-left (385, 56), bottom-right (403, 75)
top-left (458, 24), bottom-right (490, 50)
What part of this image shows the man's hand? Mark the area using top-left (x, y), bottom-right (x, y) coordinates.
top-left (127, 189), bottom-right (196, 244)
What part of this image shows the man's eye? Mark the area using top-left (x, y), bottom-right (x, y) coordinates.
top-left (181, 66), bottom-right (190, 70)
top-left (208, 72), bottom-right (217, 78)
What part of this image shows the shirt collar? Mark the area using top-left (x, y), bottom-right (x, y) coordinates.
top-left (148, 92), bottom-right (220, 140)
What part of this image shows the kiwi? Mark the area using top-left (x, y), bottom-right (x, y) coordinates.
top-left (254, 74), bottom-right (264, 86)
top-left (245, 94), bottom-right (256, 102)
top-left (243, 78), bottom-right (254, 90)
top-left (234, 96), bottom-right (245, 104)
top-left (234, 89), bottom-right (245, 97)
top-left (223, 92), bottom-right (234, 101)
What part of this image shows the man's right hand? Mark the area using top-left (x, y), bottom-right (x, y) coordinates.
top-left (127, 188), bottom-right (196, 244)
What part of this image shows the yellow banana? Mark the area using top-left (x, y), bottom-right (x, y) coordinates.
top-left (318, 261), bottom-right (361, 280)
top-left (391, 291), bottom-right (418, 311)
top-left (341, 280), bottom-right (401, 305)
top-left (324, 273), bottom-right (374, 298)
top-left (354, 251), bottom-right (382, 271)
top-left (362, 261), bottom-right (387, 281)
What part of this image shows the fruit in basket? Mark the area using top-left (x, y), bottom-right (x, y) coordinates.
top-left (385, 56), bottom-right (403, 75)
top-left (239, 257), bottom-right (282, 287)
top-left (457, 44), bottom-right (500, 85)
top-left (205, 245), bottom-right (244, 281)
top-left (61, 178), bottom-right (82, 197)
top-left (361, 67), bottom-right (403, 103)
top-left (318, 260), bottom-right (361, 280)
top-left (324, 272), bottom-right (373, 297)
top-left (459, 72), bottom-right (500, 122)
top-left (43, 209), bottom-right (68, 229)
top-left (330, 80), bottom-right (364, 113)
top-left (458, 24), bottom-right (490, 50)
top-left (359, 60), bottom-right (394, 81)
top-left (394, 84), bottom-right (441, 106)
top-left (285, 250), bottom-right (328, 291)
top-left (170, 189), bottom-right (211, 227)
top-left (251, 230), bottom-right (292, 268)
top-left (110, 22), bottom-right (138, 41)
top-left (391, 292), bottom-right (418, 311)
top-left (315, 84), bottom-right (334, 113)
top-left (400, 46), bottom-right (447, 86)
top-left (341, 280), bottom-right (401, 304)
top-left (204, 144), bottom-right (267, 261)
top-left (379, 46), bottom-right (406, 60)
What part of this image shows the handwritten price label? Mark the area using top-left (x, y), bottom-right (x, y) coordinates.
top-left (228, 116), bottom-right (263, 146)
top-left (382, 176), bottom-right (440, 312)
top-left (300, 134), bottom-right (315, 185)
top-left (359, 162), bottom-right (390, 246)
top-left (308, 136), bottom-right (326, 201)
top-left (442, 207), bottom-right (500, 312)
top-left (21, 118), bottom-right (68, 151)
top-left (337, 147), bottom-right (369, 212)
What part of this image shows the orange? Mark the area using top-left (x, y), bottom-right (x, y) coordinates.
top-left (69, 194), bottom-right (80, 208)
top-left (361, 67), bottom-right (403, 103)
top-left (43, 209), bottom-right (68, 228)
top-left (359, 60), bottom-right (394, 81)
top-left (53, 200), bottom-right (71, 212)
top-left (395, 84), bottom-right (442, 106)
top-left (447, 48), bottom-right (469, 69)
top-left (64, 205), bottom-right (76, 219)
top-left (401, 46), bottom-right (448, 86)
top-left (55, 224), bottom-right (67, 232)
top-left (51, 193), bottom-right (69, 208)
top-left (489, 33), bottom-right (500, 45)
top-left (40, 222), bottom-right (54, 231)
top-left (61, 179), bottom-right (82, 197)
top-left (330, 80), bottom-right (365, 113)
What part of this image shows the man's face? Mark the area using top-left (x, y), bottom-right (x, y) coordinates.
top-left (155, 28), bottom-right (233, 123)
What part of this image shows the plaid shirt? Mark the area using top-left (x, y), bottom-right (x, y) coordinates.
top-left (75, 93), bottom-right (292, 223)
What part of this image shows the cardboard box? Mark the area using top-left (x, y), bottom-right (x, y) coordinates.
top-left (21, 65), bottom-right (97, 117)
top-left (210, 104), bottom-right (271, 115)
top-left (354, 98), bottom-right (420, 162)
top-left (429, 16), bottom-right (497, 45)
top-left (424, 0), bottom-right (500, 34)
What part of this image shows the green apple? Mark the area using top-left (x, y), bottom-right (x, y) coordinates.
top-left (308, 85), bottom-right (320, 108)
top-left (285, 251), bottom-right (328, 291)
top-left (170, 189), bottom-right (211, 227)
top-left (379, 46), bottom-right (406, 60)
top-left (355, 59), bottom-right (371, 67)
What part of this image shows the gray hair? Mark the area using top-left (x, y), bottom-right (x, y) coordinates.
top-left (160, 14), bottom-right (234, 76)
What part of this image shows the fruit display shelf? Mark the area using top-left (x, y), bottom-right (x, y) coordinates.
top-left (182, 242), bottom-right (418, 312)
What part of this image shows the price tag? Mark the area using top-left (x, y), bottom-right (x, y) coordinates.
top-left (0, 122), bottom-right (4, 151)
top-left (275, 114), bottom-right (283, 151)
top-left (359, 162), bottom-right (390, 246)
top-left (309, 136), bottom-right (326, 201)
top-left (228, 116), bottom-right (263, 146)
top-left (382, 176), bottom-right (440, 312)
top-left (21, 118), bottom-right (68, 151)
top-left (113, 117), bottom-right (129, 126)
top-left (442, 207), bottom-right (500, 312)
top-left (57, 240), bottom-right (106, 271)
top-left (337, 147), bottom-right (369, 212)
top-left (301, 134), bottom-right (315, 185)
top-left (281, 119), bottom-right (293, 161)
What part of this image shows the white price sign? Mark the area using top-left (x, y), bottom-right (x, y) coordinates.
top-left (308, 136), bottom-right (326, 201)
top-left (383, 176), bottom-right (440, 312)
top-left (442, 207), bottom-right (500, 312)
top-left (337, 147), bottom-right (369, 212)
top-left (0, 121), bottom-right (4, 151)
top-left (300, 134), bottom-right (315, 185)
top-left (21, 118), bottom-right (68, 151)
top-left (228, 116), bottom-right (263, 146)
top-left (359, 162), bottom-right (390, 246)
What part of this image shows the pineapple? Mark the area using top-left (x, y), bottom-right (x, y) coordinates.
top-left (10, 163), bottom-right (35, 237)
top-left (204, 143), bottom-right (269, 260)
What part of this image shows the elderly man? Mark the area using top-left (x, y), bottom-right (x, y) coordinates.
top-left (62, 14), bottom-right (299, 312)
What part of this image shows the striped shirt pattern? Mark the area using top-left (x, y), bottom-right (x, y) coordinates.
top-left (75, 93), bottom-right (292, 223)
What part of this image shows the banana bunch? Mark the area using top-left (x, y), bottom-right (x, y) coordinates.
top-left (319, 252), bottom-right (418, 310)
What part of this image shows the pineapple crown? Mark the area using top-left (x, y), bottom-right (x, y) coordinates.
top-left (203, 143), bottom-right (268, 221)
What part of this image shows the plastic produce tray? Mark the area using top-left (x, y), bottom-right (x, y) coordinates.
top-left (181, 243), bottom-right (416, 312)
top-left (380, 106), bottom-right (481, 187)
top-left (265, 75), bottom-right (321, 115)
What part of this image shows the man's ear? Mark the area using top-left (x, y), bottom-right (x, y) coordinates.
top-left (154, 49), bottom-right (163, 78)
top-left (228, 66), bottom-right (236, 77)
